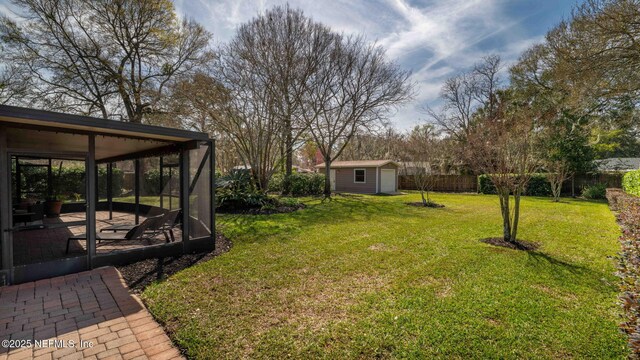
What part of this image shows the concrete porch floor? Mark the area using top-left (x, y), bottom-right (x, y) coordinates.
top-left (0, 267), bottom-right (182, 360)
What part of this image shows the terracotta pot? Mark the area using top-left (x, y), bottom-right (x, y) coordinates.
top-left (45, 200), bottom-right (63, 217)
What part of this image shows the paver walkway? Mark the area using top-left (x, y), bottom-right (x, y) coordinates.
top-left (0, 267), bottom-right (182, 360)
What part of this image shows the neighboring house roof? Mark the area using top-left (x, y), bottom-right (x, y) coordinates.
top-left (595, 158), bottom-right (640, 171)
top-left (316, 160), bottom-right (399, 168)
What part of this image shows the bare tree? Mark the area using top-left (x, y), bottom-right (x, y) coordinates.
top-left (218, 6), bottom-right (335, 192)
top-left (466, 93), bottom-right (539, 244)
top-left (544, 160), bottom-right (571, 202)
top-left (426, 55), bottom-right (502, 144)
top-left (214, 6), bottom-right (338, 191)
top-left (214, 47), bottom-right (283, 190)
top-left (0, 0), bottom-right (212, 122)
top-left (338, 126), bottom-right (405, 161)
top-left (305, 36), bottom-right (413, 197)
top-left (0, 63), bottom-right (28, 105)
top-left (403, 124), bottom-right (443, 206)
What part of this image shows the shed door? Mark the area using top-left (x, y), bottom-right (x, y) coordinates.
top-left (330, 169), bottom-right (336, 191)
top-left (380, 169), bottom-right (396, 193)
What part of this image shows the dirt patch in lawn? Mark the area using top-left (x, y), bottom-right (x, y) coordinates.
top-left (117, 232), bottom-right (232, 293)
top-left (480, 237), bottom-right (539, 251)
top-left (406, 202), bottom-right (445, 208)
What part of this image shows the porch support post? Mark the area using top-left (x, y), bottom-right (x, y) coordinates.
top-left (180, 148), bottom-right (190, 247)
top-left (15, 156), bottom-right (20, 202)
top-left (210, 140), bottom-right (215, 250)
top-left (159, 157), bottom-right (164, 209)
top-left (47, 159), bottom-right (52, 199)
top-left (87, 135), bottom-right (96, 267)
top-left (134, 159), bottom-right (140, 225)
top-left (0, 127), bottom-right (13, 283)
top-left (107, 163), bottom-right (113, 220)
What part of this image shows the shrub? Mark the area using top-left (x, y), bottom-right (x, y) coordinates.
top-left (216, 188), bottom-right (272, 210)
top-left (216, 170), bottom-right (272, 211)
top-left (605, 189), bottom-right (640, 356)
top-left (268, 173), bottom-right (284, 193)
top-left (524, 175), bottom-right (552, 196)
top-left (623, 169), bottom-right (640, 197)
top-left (142, 169), bottom-right (173, 196)
top-left (269, 172), bottom-right (324, 196)
top-left (478, 174), bottom-right (551, 196)
top-left (581, 183), bottom-right (606, 199)
top-left (15, 165), bottom-right (124, 200)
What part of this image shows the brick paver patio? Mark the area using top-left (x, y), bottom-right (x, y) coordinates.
top-left (0, 267), bottom-right (182, 360)
top-left (13, 211), bottom-right (183, 266)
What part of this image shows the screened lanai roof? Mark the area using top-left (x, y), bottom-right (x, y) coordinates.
top-left (0, 105), bottom-right (209, 161)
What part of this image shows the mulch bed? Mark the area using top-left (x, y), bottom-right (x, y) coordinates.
top-left (116, 232), bottom-right (232, 293)
top-left (217, 203), bottom-right (305, 215)
top-left (480, 237), bottom-right (540, 251)
top-left (406, 202), bottom-right (445, 208)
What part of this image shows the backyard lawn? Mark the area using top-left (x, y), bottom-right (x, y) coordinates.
top-left (142, 193), bottom-right (627, 359)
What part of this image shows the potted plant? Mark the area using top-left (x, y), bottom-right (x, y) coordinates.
top-left (45, 161), bottom-right (64, 217)
top-left (44, 196), bottom-right (63, 217)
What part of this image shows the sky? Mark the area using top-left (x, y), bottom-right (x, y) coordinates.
top-left (0, 0), bottom-right (581, 129)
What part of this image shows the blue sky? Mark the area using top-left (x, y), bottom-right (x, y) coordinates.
top-left (0, 0), bottom-right (581, 129)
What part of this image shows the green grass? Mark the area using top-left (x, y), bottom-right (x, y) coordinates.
top-left (142, 192), bottom-right (627, 359)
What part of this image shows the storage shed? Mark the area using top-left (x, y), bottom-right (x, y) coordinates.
top-left (316, 160), bottom-right (399, 194)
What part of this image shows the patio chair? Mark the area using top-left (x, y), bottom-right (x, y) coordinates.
top-left (100, 209), bottom-right (180, 242)
top-left (65, 213), bottom-right (169, 254)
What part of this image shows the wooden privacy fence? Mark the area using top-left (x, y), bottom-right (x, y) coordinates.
top-left (399, 175), bottom-right (478, 192)
top-left (399, 173), bottom-right (623, 194)
top-left (561, 173), bottom-right (623, 194)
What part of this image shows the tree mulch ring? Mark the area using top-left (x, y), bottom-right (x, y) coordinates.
top-left (116, 232), bottom-right (232, 293)
top-left (217, 203), bottom-right (305, 215)
top-left (406, 202), bottom-right (445, 208)
top-left (480, 237), bottom-right (540, 251)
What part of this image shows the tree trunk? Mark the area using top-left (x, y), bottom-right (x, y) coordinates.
top-left (283, 131), bottom-right (293, 195)
top-left (511, 189), bottom-right (521, 243)
top-left (499, 190), bottom-right (511, 242)
top-left (550, 177), bottom-right (560, 202)
top-left (421, 190), bottom-right (426, 206)
top-left (571, 175), bottom-right (575, 198)
top-left (323, 158), bottom-right (332, 198)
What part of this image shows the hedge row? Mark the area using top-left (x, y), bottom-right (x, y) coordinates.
top-left (17, 166), bottom-right (125, 199)
top-left (477, 174), bottom-right (552, 196)
top-left (605, 188), bottom-right (640, 356)
top-left (623, 170), bottom-right (640, 197)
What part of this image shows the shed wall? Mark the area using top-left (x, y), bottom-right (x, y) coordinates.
top-left (335, 167), bottom-right (377, 193)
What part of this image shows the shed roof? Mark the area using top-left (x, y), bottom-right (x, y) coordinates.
top-left (316, 160), bottom-right (399, 168)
